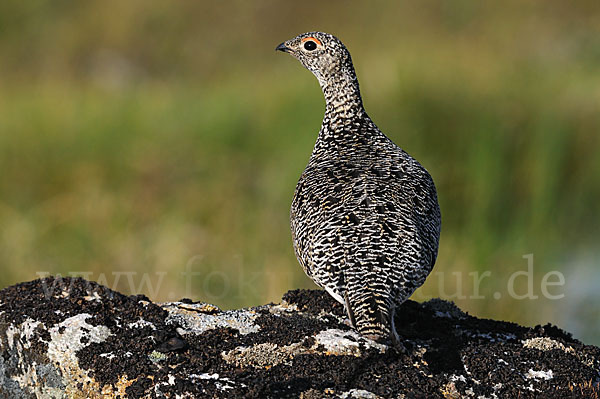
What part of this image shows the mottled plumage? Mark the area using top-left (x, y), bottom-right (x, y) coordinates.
top-left (276, 32), bottom-right (441, 346)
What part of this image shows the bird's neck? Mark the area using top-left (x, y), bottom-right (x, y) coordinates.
top-left (320, 70), bottom-right (365, 128)
top-left (312, 73), bottom-right (373, 155)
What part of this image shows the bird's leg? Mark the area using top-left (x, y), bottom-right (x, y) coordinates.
top-left (389, 307), bottom-right (406, 354)
top-left (344, 291), bottom-right (357, 328)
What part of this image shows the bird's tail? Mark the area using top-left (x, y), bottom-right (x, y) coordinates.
top-left (345, 285), bottom-right (397, 345)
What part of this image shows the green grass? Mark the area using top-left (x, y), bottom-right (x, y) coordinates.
top-left (0, 0), bottom-right (599, 344)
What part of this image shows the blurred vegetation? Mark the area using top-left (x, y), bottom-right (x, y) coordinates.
top-left (0, 1), bottom-right (599, 343)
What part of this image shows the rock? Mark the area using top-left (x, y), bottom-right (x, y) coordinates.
top-left (0, 277), bottom-right (598, 398)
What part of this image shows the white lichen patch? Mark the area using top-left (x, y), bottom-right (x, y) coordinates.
top-left (190, 372), bottom-right (241, 391)
top-left (3, 318), bottom-right (51, 393)
top-left (4, 318), bottom-right (42, 351)
top-left (222, 342), bottom-right (305, 369)
top-left (194, 373), bottom-right (220, 379)
top-left (83, 291), bottom-right (102, 302)
top-left (127, 317), bottom-right (157, 330)
top-left (449, 374), bottom-right (467, 383)
top-left (154, 374), bottom-right (180, 398)
top-left (47, 313), bottom-right (112, 359)
top-left (525, 369), bottom-right (554, 380)
top-left (270, 301), bottom-right (300, 313)
top-left (314, 328), bottom-right (387, 356)
top-left (222, 329), bottom-right (389, 370)
top-left (164, 301), bottom-right (221, 314)
top-left (9, 313), bottom-right (113, 396)
top-left (522, 337), bottom-right (574, 354)
top-left (162, 303), bottom-right (260, 335)
top-left (154, 373), bottom-right (177, 394)
top-left (46, 313), bottom-right (113, 393)
top-left (340, 388), bottom-right (381, 398)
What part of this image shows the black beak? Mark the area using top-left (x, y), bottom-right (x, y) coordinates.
top-left (275, 42), bottom-right (291, 53)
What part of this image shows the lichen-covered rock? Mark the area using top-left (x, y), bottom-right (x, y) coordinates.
top-left (0, 277), bottom-right (598, 398)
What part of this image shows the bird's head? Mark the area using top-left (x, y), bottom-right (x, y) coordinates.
top-left (276, 32), bottom-right (354, 87)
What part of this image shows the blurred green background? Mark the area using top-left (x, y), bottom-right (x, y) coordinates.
top-left (1, 1), bottom-right (599, 344)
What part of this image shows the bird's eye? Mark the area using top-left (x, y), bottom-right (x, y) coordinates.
top-left (303, 40), bottom-right (317, 51)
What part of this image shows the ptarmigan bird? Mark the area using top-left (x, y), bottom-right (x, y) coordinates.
top-left (276, 32), bottom-right (441, 347)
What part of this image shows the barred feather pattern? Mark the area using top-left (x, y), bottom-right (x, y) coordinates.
top-left (278, 32), bottom-right (441, 343)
